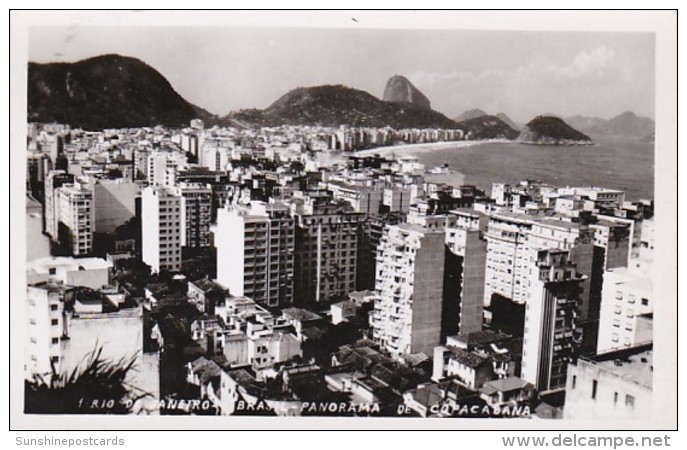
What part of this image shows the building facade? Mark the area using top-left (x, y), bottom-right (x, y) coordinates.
top-left (215, 201), bottom-right (295, 307)
top-left (521, 249), bottom-right (585, 393)
top-left (141, 186), bottom-right (183, 273)
top-left (564, 344), bottom-right (652, 420)
top-left (292, 200), bottom-right (364, 305)
top-left (370, 223), bottom-right (447, 359)
top-left (55, 182), bottom-right (95, 256)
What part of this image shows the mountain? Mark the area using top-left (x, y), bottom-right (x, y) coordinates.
top-left (495, 112), bottom-right (521, 131)
top-left (518, 115), bottom-right (592, 145)
top-left (564, 112), bottom-right (655, 137)
top-left (456, 115), bottom-right (519, 140)
top-left (226, 84), bottom-right (459, 129)
top-left (28, 54), bottom-right (218, 130)
top-left (564, 115), bottom-right (608, 136)
top-left (382, 75), bottom-right (431, 109)
top-left (455, 109), bottom-right (488, 122)
top-left (603, 111), bottom-right (655, 137)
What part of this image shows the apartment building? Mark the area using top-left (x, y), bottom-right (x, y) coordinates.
top-left (444, 209), bottom-right (488, 336)
top-left (146, 150), bottom-right (187, 187)
top-left (292, 198), bottom-right (364, 305)
top-left (370, 223), bottom-right (447, 359)
top-left (174, 183), bottom-right (213, 248)
top-left (55, 182), bottom-right (95, 256)
top-left (214, 201), bottom-right (295, 307)
top-left (484, 213), bottom-right (594, 317)
top-left (521, 249), bottom-right (585, 393)
top-left (141, 186), bottom-right (183, 273)
top-left (44, 170), bottom-right (74, 239)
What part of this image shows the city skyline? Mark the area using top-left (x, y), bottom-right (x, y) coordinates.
top-left (29, 27), bottom-right (655, 122)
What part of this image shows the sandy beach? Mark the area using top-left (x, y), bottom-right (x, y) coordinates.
top-left (354, 139), bottom-right (508, 158)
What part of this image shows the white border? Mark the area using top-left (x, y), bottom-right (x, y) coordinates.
top-left (7, 9), bottom-right (678, 431)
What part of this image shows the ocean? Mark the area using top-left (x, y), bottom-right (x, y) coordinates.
top-left (414, 136), bottom-right (655, 201)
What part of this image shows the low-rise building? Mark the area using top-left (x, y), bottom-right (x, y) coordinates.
top-left (564, 344), bottom-right (652, 420)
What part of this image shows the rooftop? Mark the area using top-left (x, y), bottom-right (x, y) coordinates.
top-left (281, 307), bottom-right (323, 322)
top-left (27, 256), bottom-right (113, 273)
top-left (445, 346), bottom-right (490, 369)
top-left (449, 330), bottom-right (511, 350)
top-left (480, 376), bottom-right (533, 395)
top-left (190, 278), bottom-right (227, 294)
top-left (581, 344), bottom-right (653, 389)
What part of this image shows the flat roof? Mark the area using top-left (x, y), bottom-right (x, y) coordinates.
top-left (582, 344), bottom-right (653, 389)
top-left (27, 256), bottom-right (113, 272)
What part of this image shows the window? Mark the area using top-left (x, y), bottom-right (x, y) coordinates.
top-left (571, 375), bottom-right (576, 389)
top-left (49, 268), bottom-right (56, 275)
top-left (641, 298), bottom-right (649, 306)
top-left (592, 380), bottom-right (598, 400)
top-left (614, 392), bottom-right (618, 405)
top-left (51, 319), bottom-right (59, 326)
top-left (50, 304), bottom-right (59, 311)
top-left (52, 337), bottom-right (59, 345)
top-left (625, 394), bottom-right (635, 408)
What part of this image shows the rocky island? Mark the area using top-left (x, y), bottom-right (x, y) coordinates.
top-left (517, 115), bottom-right (593, 145)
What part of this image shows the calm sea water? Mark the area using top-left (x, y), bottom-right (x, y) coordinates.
top-left (416, 136), bottom-right (655, 201)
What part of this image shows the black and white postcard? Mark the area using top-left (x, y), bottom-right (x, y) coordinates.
top-left (9, 9), bottom-right (678, 431)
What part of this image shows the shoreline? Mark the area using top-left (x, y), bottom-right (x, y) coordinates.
top-left (353, 139), bottom-right (508, 158)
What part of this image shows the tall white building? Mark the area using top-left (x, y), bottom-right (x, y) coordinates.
top-left (146, 151), bottom-right (187, 187)
top-left (55, 182), bottom-right (95, 256)
top-left (521, 249), bottom-right (585, 393)
top-left (484, 213), bottom-right (594, 325)
top-left (597, 223), bottom-right (654, 353)
top-left (200, 143), bottom-right (231, 172)
top-left (214, 201), bottom-right (295, 307)
top-left (370, 223), bottom-right (447, 359)
top-left (141, 186), bottom-right (183, 273)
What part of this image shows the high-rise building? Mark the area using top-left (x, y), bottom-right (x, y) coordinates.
top-left (55, 182), bottom-right (95, 256)
top-left (586, 217), bottom-right (633, 352)
top-left (174, 183), bottom-right (213, 249)
top-left (214, 201), bottom-right (294, 307)
top-left (484, 213), bottom-right (594, 307)
top-left (444, 210), bottom-right (488, 336)
top-left (370, 223), bottom-right (447, 359)
top-left (146, 151), bottom-right (187, 187)
top-left (596, 265), bottom-right (653, 354)
top-left (596, 233), bottom-right (653, 353)
top-left (141, 186), bottom-right (183, 273)
top-left (356, 212), bottom-right (404, 291)
top-left (521, 249), bottom-right (585, 393)
top-left (292, 199), bottom-right (364, 305)
top-left (44, 170), bottom-right (74, 239)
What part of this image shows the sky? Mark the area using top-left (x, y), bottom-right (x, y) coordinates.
top-left (28, 26), bottom-right (655, 123)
